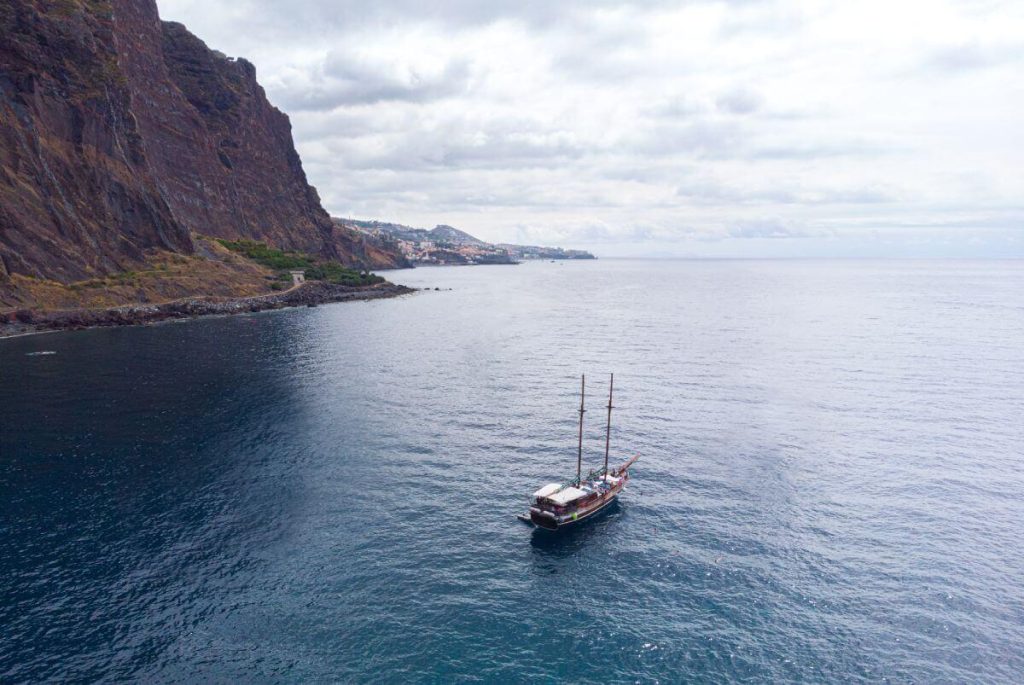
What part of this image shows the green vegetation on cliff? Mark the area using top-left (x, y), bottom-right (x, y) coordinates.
top-left (217, 240), bottom-right (384, 287)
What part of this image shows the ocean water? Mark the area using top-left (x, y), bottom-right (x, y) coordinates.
top-left (2, 259), bottom-right (1023, 683)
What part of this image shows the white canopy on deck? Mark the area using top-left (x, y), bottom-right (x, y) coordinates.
top-left (532, 483), bottom-right (562, 499)
top-left (545, 486), bottom-right (587, 506)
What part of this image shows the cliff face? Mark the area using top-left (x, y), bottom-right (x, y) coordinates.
top-left (0, 0), bottom-right (189, 283)
top-left (330, 218), bottom-right (412, 269)
top-left (0, 0), bottom-right (400, 289)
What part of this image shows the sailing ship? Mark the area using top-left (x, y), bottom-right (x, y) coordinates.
top-left (523, 374), bottom-right (639, 530)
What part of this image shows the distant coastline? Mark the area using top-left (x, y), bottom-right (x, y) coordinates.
top-left (337, 218), bottom-right (596, 266)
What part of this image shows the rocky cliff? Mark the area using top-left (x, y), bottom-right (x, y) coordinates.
top-left (0, 0), bottom-right (400, 297)
top-left (330, 218), bottom-right (412, 270)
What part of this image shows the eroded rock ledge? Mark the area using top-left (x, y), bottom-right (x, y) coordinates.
top-left (0, 282), bottom-right (415, 338)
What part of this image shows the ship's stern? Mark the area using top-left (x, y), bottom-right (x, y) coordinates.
top-left (529, 508), bottom-right (559, 530)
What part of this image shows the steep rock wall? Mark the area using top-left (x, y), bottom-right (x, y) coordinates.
top-left (0, 0), bottom-right (190, 282)
top-left (0, 0), bottom-right (400, 287)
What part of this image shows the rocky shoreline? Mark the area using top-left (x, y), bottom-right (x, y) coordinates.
top-left (0, 281), bottom-right (414, 339)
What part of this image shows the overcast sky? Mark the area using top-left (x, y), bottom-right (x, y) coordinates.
top-left (159, 0), bottom-right (1023, 257)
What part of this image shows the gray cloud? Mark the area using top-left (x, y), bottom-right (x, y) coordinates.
top-left (278, 51), bottom-right (474, 110)
top-left (716, 87), bottom-right (764, 115)
top-left (675, 178), bottom-right (896, 206)
top-left (728, 219), bottom-right (807, 239)
top-left (925, 41), bottom-right (1024, 73)
top-left (646, 95), bottom-right (707, 120)
top-left (628, 121), bottom-right (746, 158)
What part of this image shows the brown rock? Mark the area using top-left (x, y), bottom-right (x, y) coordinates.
top-left (0, 0), bottom-right (404, 293)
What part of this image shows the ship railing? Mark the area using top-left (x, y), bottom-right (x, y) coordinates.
top-left (533, 464), bottom-right (626, 504)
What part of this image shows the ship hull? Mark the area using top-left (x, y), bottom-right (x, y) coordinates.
top-left (530, 491), bottom-right (620, 531)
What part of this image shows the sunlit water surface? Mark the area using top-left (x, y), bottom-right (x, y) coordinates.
top-left (2, 260), bottom-right (1023, 682)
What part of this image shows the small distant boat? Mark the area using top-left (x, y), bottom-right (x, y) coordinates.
top-left (523, 374), bottom-right (639, 531)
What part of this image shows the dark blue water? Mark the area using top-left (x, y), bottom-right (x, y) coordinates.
top-left (2, 260), bottom-right (1023, 683)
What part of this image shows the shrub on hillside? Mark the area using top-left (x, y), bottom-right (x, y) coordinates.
top-left (217, 239), bottom-right (384, 287)
top-left (217, 239), bottom-right (312, 270)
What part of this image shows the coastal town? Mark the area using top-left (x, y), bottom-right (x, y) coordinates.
top-left (339, 219), bottom-right (596, 266)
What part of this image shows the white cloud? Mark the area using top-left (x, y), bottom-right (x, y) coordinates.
top-left (159, 0), bottom-right (1024, 257)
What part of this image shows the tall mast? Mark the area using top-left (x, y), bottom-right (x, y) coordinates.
top-left (604, 373), bottom-right (614, 475)
top-left (576, 374), bottom-right (586, 485)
